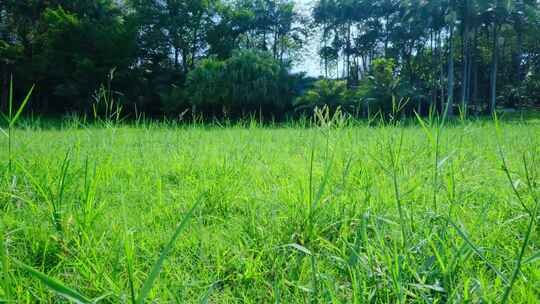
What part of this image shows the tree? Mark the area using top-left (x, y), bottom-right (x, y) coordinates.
top-left (38, 5), bottom-right (136, 111)
top-left (0, 0), bottom-right (137, 112)
top-left (2, 0), bottom-right (540, 118)
top-left (208, 0), bottom-right (306, 64)
top-left (485, 0), bottom-right (509, 113)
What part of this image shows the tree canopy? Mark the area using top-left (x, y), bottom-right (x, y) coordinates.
top-left (1, 0), bottom-right (539, 119)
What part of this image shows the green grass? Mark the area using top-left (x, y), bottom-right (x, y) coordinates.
top-left (1, 115), bottom-right (539, 303)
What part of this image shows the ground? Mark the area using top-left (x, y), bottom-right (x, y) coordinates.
top-left (1, 115), bottom-right (539, 303)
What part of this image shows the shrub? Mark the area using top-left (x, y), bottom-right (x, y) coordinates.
top-left (294, 79), bottom-right (353, 112)
top-left (186, 50), bottom-right (295, 117)
top-left (224, 50), bottom-right (285, 113)
top-left (185, 58), bottom-right (227, 114)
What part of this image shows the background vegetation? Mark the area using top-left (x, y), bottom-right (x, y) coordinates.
top-left (1, 0), bottom-right (540, 119)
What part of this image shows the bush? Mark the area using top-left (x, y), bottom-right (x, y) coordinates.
top-left (185, 58), bottom-right (227, 114)
top-left (296, 58), bottom-right (429, 118)
top-left (186, 50), bottom-right (295, 117)
top-left (524, 73), bottom-right (540, 106)
top-left (225, 50), bottom-right (294, 114)
top-left (294, 79), bottom-right (352, 112)
top-left (294, 59), bottom-right (401, 116)
top-left (159, 84), bottom-right (189, 115)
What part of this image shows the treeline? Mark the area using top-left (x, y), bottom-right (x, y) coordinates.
top-left (307, 0), bottom-right (540, 116)
top-left (1, 0), bottom-right (539, 119)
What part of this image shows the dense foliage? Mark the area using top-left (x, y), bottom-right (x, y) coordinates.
top-left (185, 50), bottom-right (298, 117)
top-left (310, 0), bottom-right (540, 115)
top-left (1, 0), bottom-right (540, 118)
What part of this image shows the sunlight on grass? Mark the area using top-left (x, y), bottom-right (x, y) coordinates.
top-left (0, 114), bottom-right (539, 303)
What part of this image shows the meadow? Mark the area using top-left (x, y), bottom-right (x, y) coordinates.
top-left (1, 113), bottom-right (539, 303)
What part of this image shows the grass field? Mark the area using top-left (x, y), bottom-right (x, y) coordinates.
top-left (1, 115), bottom-right (539, 303)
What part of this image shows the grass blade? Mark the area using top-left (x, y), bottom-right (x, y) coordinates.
top-left (523, 251), bottom-right (540, 265)
top-left (501, 211), bottom-right (537, 303)
top-left (0, 225), bottom-right (12, 301)
top-left (121, 200), bottom-right (137, 304)
top-left (135, 198), bottom-right (201, 304)
top-left (284, 243), bottom-right (312, 256)
top-left (9, 85), bottom-right (35, 127)
top-left (13, 259), bottom-right (93, 304)
top-left (0, 112), bottom-right (8, 124)
top-left (449, 220), bottom-right (508, 284)
top-left (199, 282), bottom-right (217, 304)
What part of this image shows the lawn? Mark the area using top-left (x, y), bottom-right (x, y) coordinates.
top-left (1, 115), bottom-right (539, 303)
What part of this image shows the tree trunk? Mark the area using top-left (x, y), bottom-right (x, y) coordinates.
top-left (460, 11), bottom-right (469, 116)
top-left (439, 31), bottom-right (445, 113)
top-left (514, 26), bottom-right (523, 84)
top-left (324, 55), bottom-right (328, 78)
top-left (466, 29), bottom-right (473, 103)
top-left (490, 23), bottom-right (499, 113)
top-left (346, 22), bottom-right (351, 85)
top-left (190, 27), bottom-right (199, 70)
top-left (336, 57), bottom-right (339, 80)
top-left (430, 30), bottom-right (436, 110)
top-left (514, 0), bottom-right (525, 84)
top-left (385, 14), bottom-right (390, 57)
top-left (447, 24), bottom-right (455, 117)
top-left (323, 26), bottom-right (329, 78)
top-left (468, 27), bottom-right (475, 110)
top-left (181, 47), bottom-right (189, 74)
top-left (174, 47), bottom-right (180, 69)
top-left (273, 30), bottom-right (279, 60)
top-left (362, 54), bottom-right (368, 77)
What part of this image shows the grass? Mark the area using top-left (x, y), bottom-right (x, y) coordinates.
top-left (0, 111), bottom-right (539, 303)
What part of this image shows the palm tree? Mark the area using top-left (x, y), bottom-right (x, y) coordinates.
top-left (446, 2), bottom-right (457, 116)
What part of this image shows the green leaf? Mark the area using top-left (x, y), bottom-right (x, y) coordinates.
top-left (284, 243), bottom-right (312, 256)
top-left (414, 111), bottom-right (435, 146)
top-left (523, 251), bottom-right (540, 265)
top-left (410, 283), bottom-right (446, 293)
top-left (0, 112), bottom-right (8, 124)
top-left (0, 225), bottom-right (12, 300)
top-left (121, 200), bottom-right (137, 304)
top-left (10, 85), bottom-right (35, 127)
top-left (13, 259), bottom-right (93, 304)
top-left (135, 198), bottom-right (201, 304)
top-left (449, 220), bottom-right (509, 284)
top-left (199, 282), bottom-right (217, 304)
